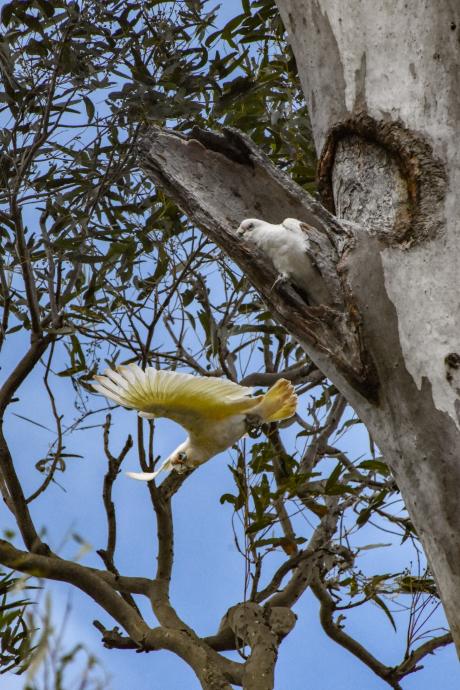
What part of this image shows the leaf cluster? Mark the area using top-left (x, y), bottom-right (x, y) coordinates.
top-left (0, 570), bottom-right (35, 675)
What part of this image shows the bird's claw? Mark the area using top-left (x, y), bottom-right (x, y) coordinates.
top-left (271, 274), bottom-right (289, 292)
top-left (245, 414), bottom-right (263, 438)
top-left (171, 458), bottom-right (188, 473)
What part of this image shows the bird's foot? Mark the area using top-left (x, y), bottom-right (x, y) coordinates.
top-left (271, 274), bottom-right (289, 292)
top-left (171, 458), bottom-right (188, 473)
top-left (245, 414), bottom-right (263, 438)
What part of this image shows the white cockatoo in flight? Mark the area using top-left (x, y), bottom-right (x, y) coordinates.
top-left (237, 218), bottom-right (332, 305)
top-left (92, 364), bottom-right (297, 481)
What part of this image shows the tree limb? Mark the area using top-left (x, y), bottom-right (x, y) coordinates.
top-left (0, 337), bottom-right (53, 550)
top-left (97, 415), bottom-right (139, 613)
top-left (311, 575), bottom-right (403, 689)
top-left (239, 362), bottom-right (320, 387)
top-left (0, 337), bottom-right (52, 415)
top-left (99, 415), bottom-right (133, 571)
top-left (138, 126), bottom-right (379, 403)
top-left (0, 539), bottom-right (148, 642)
top-left (226, 602), bottom-right (296, 690)
top-left (299, 393), bottom-right (347, 475)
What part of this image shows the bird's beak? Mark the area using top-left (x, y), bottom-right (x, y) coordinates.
top-left (236, 226), bottom-right (245, 236)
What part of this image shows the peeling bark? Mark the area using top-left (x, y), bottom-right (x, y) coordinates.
top-left (137, 0), bottom-right (460, 658)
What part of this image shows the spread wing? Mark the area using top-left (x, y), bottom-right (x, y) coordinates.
top-left (92, 364), bottom-right (262, 432)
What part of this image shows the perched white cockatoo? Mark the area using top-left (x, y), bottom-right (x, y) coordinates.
top-left (237, 218), bottom-right (332, 305)
top-left (92, 364), bottom-right (297, 481)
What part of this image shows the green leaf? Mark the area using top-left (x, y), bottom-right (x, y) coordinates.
top-left (11, 414), bottom-right (53, 432)
top-left (25, 38), bottom-right (48, 57)
top-left (56, 364), bottom-right (86, 377)
top-left (83, 95), bottom-right (95, 122)
top-left (372, 594), bottom-right (397, 632)
top-left (0, 92), bottom-right (14, 104)
top-left (220, 493), bottom-right (236, 505)
top-left (246, 514), bottom-right (276, 535)
top-left (357, 543), bottom-right (391, 552)
top-left (36, 0), bottom-right (55, 18)
top-left (325, 461), bottom-right (343, 493)
top-left (358, 459), bottom-right (390, 475)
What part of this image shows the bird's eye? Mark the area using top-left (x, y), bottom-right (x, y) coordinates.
top-left (246, 222), bottom-right (254, 231)
top-left (177, 451), bottom-right (187, 461)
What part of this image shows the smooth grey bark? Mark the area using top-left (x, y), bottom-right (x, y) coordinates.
top-left (275, 0), bottom-right (460, 654)
top-left (138, 0), bottom-right (460, 658)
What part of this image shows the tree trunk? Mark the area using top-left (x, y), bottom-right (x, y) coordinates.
top-left (275, 0), bottom-right (460, 653)
top-left (138, 1), bottom-right (460, 655)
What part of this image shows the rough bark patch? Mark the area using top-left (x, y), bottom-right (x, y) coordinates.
top-left (317, 113), bottom-right (447, 246)
top-left (333, 136), bottom-right (409, 235)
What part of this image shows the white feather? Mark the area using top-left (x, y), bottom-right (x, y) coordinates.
top-left (126, 470), bottom-right (161, 481)
top-left (237, 217), bottom-right (331, 305)
top-left (92, 365), bottom-right (296, 482)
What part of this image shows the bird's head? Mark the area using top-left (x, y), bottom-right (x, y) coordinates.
top-left (166, 440), bottom-right (203, 473)
top-left (237, 218), bottom-right (264, 236)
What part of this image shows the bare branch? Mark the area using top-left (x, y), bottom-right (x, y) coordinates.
top-left (99, 415), bottom-right (133, 569)
top-left (97, 415), bottom-right (140, 613)
top-left (266, 425), bottom-right (298, 555)
top-left (0, 430), bottom-right (44, 552)
top-left (27, 343), bottom-right (64, 503)
top-left (299, 393), bottom-right (347, 475)
top-left (0, 540), bottom-right (148, 642)
top-left (240, 362), bottom-right (321, 387)
top-left (394, 631), bottom-right (453, 677)
top-left (311, 575), bottom-right (405, 689)
top-left (267, 497), bottom-right (345, 608)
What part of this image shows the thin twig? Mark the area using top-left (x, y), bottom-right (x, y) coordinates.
top-left (97, 415), bottom-right (138, 612)
top-left (300, 393), bottom-right (347, 475)
top-left (99, 414), bottom-right (133, 568)
top-left (27, 343), bottom-right (64, 503)
top-left (39, 209), bottom-right (60, 327)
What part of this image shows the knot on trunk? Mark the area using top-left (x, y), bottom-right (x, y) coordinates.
top-left (318, 112), bottom-right (447, 246)
top-left (225, 603), bottom-right (296, 690)
top-left (226, 602), bottom-right (296, 648)
top-left (266, 606), bottom-right (297, 641)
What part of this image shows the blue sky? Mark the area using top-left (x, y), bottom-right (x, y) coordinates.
top-left (2, 331), bottom-right (457, 689)
top-left (1, 0), bottom-right (458, 688)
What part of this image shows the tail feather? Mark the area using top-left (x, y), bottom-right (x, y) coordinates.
top-left (253, 378), bottom-right (297, 422)
top-left (126, 470), bottom-right (161, 482)
top-left (126, 456), bottom-right (172, 482)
